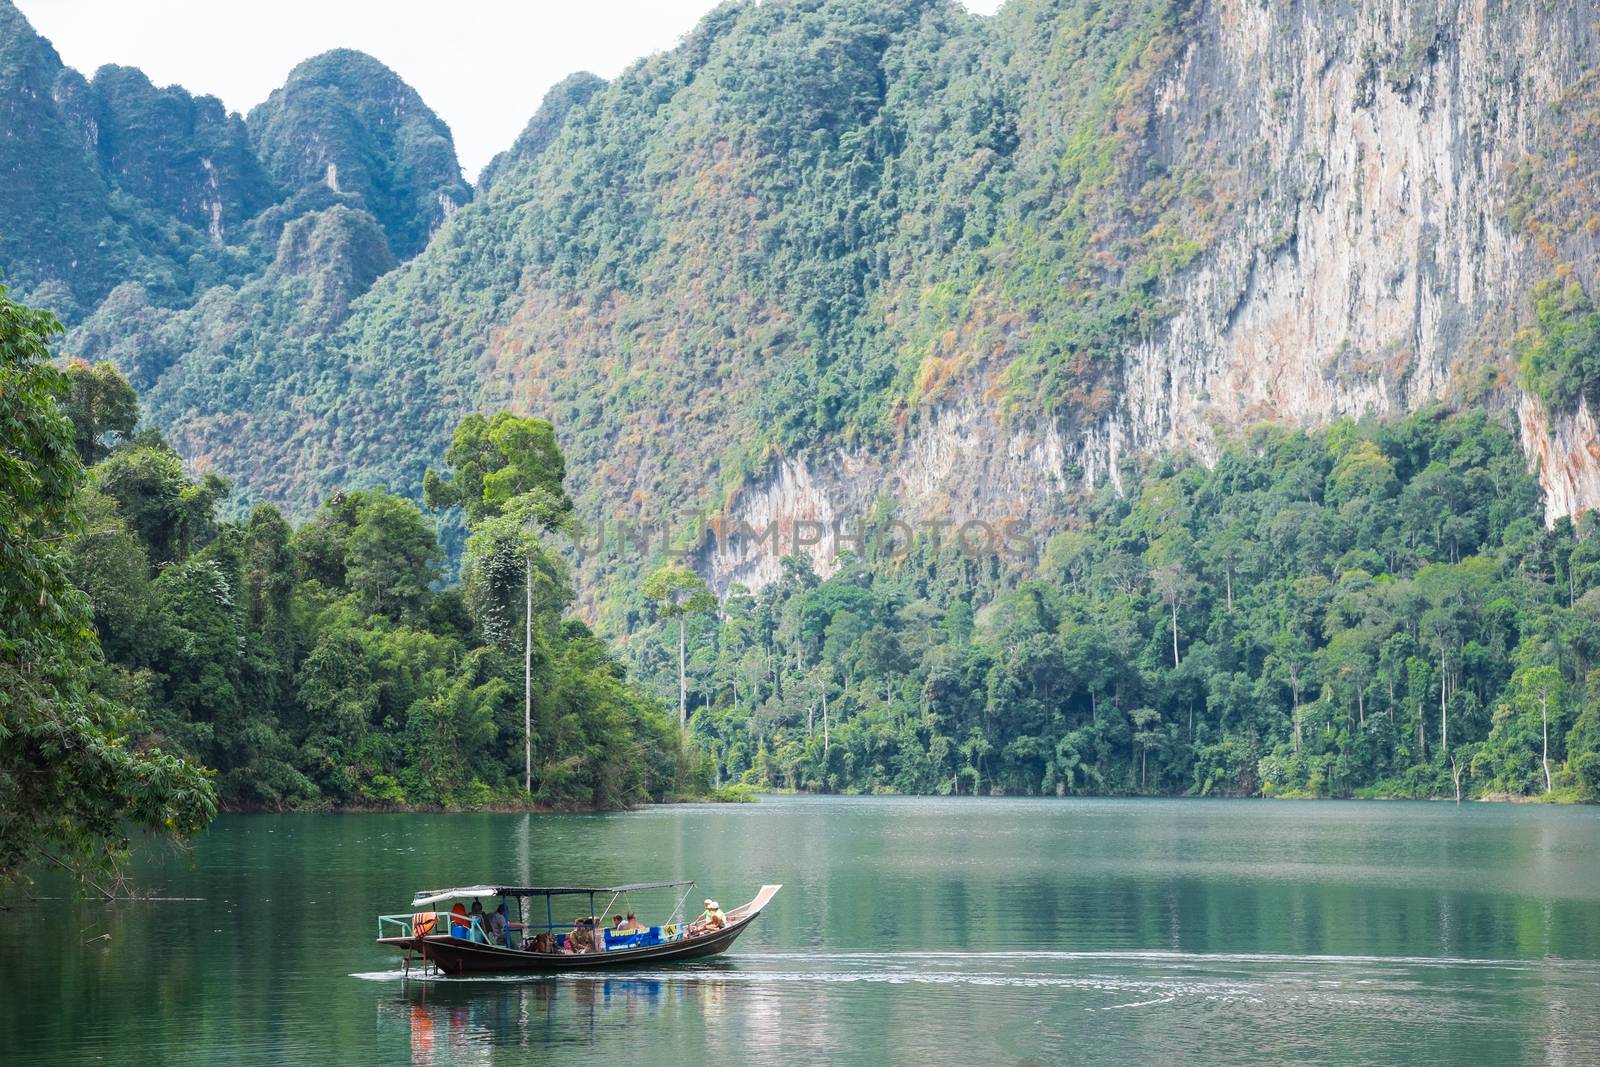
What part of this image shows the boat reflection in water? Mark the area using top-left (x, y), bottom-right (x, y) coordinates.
top-left (379, 965), bottom-right (741, 1066)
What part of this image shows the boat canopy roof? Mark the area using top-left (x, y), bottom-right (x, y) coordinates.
top-left (410, 881), bottom-right (694, 907)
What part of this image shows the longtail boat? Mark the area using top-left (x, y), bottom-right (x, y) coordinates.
top-left (376, 880), bottom-right (781, 975)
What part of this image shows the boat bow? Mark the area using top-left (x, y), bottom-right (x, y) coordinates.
top-left (726, 884), bottom-right (782, 923)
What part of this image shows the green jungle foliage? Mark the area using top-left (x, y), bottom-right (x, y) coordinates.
top-left (0, 283), bottom-right (214, 889)
top-left (54, 362), bottom-right (688, 815)
top-left (620, 410), bottom-right (1600, 803)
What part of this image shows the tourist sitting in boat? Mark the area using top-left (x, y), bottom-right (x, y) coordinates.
top-left (688, 899), bottom-right (726, 935)
top-left (487, 904), bottom-right (508, 946)
top-left (564, 916), bottom-right (596, 953)
top-left (529, 931), bottom-right (555, 953)
top-left (468, 899), bottom-right (486, 940)
top-left (619, 912), bottom-right (644, 932)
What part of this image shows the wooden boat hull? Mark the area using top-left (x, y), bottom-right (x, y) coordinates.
top-left (379, 884), bottom-right (779, 976)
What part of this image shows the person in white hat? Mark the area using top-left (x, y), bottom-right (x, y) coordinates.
top-left (691, 898), bottom-right (727, 934)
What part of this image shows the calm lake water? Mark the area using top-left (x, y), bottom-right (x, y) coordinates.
top-left (6, 796), bottom-right (1600, 1065)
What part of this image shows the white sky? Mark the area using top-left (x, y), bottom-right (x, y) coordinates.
top-left (17, 0), bottom-right (1005, 182)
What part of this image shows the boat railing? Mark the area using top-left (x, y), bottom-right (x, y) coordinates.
top-left (378, 911), bottom-right (496, 943)
top-left (377, 913), bottom-right (420, 939)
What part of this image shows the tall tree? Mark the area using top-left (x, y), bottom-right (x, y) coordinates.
top-left (466, 490), bottom-right (572, 792)
top-left (643, 564), bottom-right (716, 730)
top-left (428, 413), bottom-right (574, 794)
top-left (1151, 561), bottom-right (1198, 668)
top-left (1513, 664), bottom-right (1566, 795)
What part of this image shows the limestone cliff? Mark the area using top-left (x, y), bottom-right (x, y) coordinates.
top-left (707, 0), bottom-right (1600, 591)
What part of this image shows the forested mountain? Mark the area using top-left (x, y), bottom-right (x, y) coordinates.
top-left (0, 0), bottom-right (467, 322)
top-left (1, 1), bottom-right (257, 319)
top-left (246, 50), bottom-right (472, 259)
top-left (7, 0), bottom-right (1600, 805)
top-left (25, 0), bottom-right (1600, 582)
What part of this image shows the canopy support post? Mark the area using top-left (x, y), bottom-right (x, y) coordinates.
top-left (667, 882), bottom-right (695, 929)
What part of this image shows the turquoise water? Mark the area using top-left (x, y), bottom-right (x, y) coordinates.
top-left (5, 796), bottom-right (1600, 1064)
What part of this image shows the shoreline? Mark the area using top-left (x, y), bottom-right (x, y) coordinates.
top-left (216, 800), bottom-right (685, 816)
top-left (213, 791), bottom-right (1593, 814)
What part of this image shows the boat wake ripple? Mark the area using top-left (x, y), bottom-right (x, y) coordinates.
top-left (736, 949), bottom-right (1600, 970)
top-left (350, 947), bottom-right (1600, 1022)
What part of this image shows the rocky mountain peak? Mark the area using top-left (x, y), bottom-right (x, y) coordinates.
top-left (247, 48), bottom-right (471, 258)
top-left (0, 5), bottom-right (470, 319)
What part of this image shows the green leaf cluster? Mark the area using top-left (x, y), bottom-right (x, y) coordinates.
top-left (1518, 277), bottom-right (1600, 415)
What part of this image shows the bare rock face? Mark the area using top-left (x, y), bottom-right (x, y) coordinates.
top-left (1520, 395), bottom-right (1600, 526)
top-left (708, 0), bottom-right (1600, 593)
top-left (1082, 0), bottom-right (1584, 480)
top-left (707, 395), bottom-right (1069, 596)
